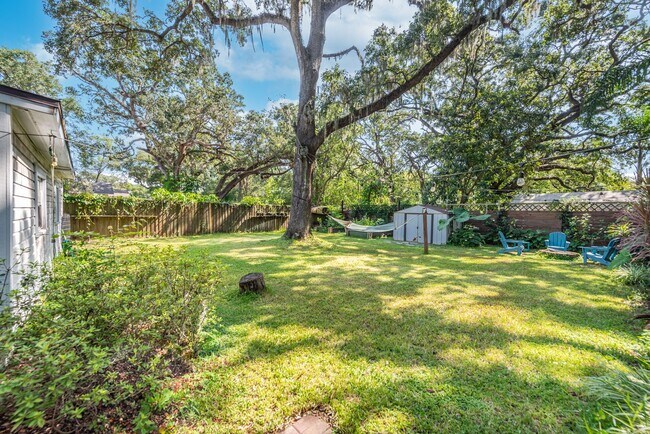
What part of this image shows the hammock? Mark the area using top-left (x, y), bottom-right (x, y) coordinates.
top-left (329, 215), bottom-right (415, 233)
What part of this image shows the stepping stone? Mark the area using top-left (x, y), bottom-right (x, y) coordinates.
top-left (281, 415), bottom-right (332, 434)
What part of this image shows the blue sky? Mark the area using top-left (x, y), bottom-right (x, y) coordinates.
top-left (0, 0), bottom-right (417, 111)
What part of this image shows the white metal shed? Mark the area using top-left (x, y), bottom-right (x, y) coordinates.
top-left (393, 205), bottom-right (449, 245)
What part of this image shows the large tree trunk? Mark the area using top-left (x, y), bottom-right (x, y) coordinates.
top-left (285, 144), bottom-right (316, 238)
top-left (282, 1), bottom-right (324, 239)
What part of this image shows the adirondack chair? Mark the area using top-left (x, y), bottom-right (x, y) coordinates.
top-left (545, 232), bottom-right (570, 251)
top-left (581, 238), bottom-right (621, 266)
top-left (497, 231), bottom-right (530, 256)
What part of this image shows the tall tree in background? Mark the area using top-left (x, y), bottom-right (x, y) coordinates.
top-left (0, 48), bottom-right (61, 96)
top-left (0, 47), bottom-right (81, 119)
top-left (46, 0), bottom-right (524, 238)
top-left (381, 0), bottom-right (649, 202)
top-left (211, 105), bottom-right (294, 199)
top-left (44, 9), bottom-right (295, 196)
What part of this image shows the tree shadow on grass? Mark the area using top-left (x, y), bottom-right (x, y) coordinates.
top-left (160, 234), bottom-right (638, 433)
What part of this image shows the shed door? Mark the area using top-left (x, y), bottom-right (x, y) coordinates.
top-left (392, 213), bottom-right (405, 241)
top-left (405, 214), bottom-right (419, 242)
top-left (415, 214), bottom-right (428, 244)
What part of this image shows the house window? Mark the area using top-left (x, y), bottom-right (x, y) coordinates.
top-left (54, 185), bottom-right (60, 225)
top-left (37, 176), bottom-right (46, 230)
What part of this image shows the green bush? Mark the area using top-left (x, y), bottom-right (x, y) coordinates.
top-left (449, 225), bottom-right (484, 247)
top-left (616, 264), bottom-right (650, 302)
top-left (354, 216), bottom-right (386, 226)
top-left (564, 214), bottom-right (606, 251)
top-left (239, 195), bottom-right (264, 206)
top-left (586, 331), bottom-right (650, 433)
top-left (617, 264), bottom-right (650, 288)
top-left (0, 244), bottom-right (221, 433)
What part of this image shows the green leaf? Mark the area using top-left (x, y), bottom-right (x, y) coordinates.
top-left (437, 217), bottom-right (452, 230)
top-left (608, 249), bottom-right (632, 269)
top-left (455, 210), bottom-right (471, 223)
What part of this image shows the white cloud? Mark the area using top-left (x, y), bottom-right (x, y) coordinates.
top-left (214, 31), bottom-right (299, 82)
top-left (213, 1), bottom-right (417, 81)
top-left (264, 98), bottom-right (298, 111)
top-left (323, 0), bottom-right (418, 72)
top-left (29, 42), bottom-right (54, 63)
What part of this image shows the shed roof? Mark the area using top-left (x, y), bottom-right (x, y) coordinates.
top-left (511, 191), bottom-right (637, 203)
top-left (395, 205), bottom-right (449, 215)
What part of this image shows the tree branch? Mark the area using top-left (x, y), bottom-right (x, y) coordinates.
top-left (323, 45), bottom-right (364, 67)
top-left (197, 0), bottom-right (291, 30)
top-left (317, 0), bottom-right (519, 145)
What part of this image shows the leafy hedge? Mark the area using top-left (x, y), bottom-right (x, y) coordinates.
top-left (448, 225), bottom-right (484, 247)
top-left (64, 190), bottom-right (284, 216)
top-left (0, 243), bottom-right (221, 433)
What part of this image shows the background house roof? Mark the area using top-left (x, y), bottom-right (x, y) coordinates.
top-left (92, 182), bottom-right (130, 197)
top-left (511, 191), bottom-right (638, 203)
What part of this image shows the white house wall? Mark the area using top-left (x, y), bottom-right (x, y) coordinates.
top-left (0, 103), bottom-right (11, 301)
top-left (10, 125), bottom-right (61, 291)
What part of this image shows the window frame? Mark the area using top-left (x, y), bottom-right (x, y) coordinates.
top-left (35, 168), bottom-right (48, 234)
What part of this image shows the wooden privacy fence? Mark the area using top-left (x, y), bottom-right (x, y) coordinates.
top-left (64, 201), bottom-right (290, 237)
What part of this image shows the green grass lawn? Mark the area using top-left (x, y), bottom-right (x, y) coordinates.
top-left (143, 232), bottom-right (638, 433)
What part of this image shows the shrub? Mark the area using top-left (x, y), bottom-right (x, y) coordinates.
top-left (239, 195), bottom-right (264, 206)
top-left (484, 215), bottom-right (548, 249)
top-left (615, 264), bottom-right (650, 303)
top-left (564, 214), bottom-right (606, 251)
top-left (449, 225), bottom-right (484, 247)
top-left (150, 188), bottom-right (220, 204)
top-left (617, 264), bottom-right (650, 289)
top-left (354, 216), bottom-right (386, 226)
top-left (0, 244), bottom-right (221, 433)
top-left (621, 170), bottom-right (650, 264)
top-left (586, 331), bottom-right (650, 433)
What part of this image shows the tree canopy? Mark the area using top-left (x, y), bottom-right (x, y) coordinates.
top-left (37, 0), bottom-right (648, 216)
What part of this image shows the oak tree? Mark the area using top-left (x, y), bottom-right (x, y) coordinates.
top-left (46, 0), bottom-right (522, 238)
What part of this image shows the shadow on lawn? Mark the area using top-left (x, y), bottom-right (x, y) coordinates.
top-left (172, 234), bottom-right (636, 433)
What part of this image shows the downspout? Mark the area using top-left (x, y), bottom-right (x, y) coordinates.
top-left (48, 133), bottom-right (58, 251)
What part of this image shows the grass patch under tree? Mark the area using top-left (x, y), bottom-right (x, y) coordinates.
top-left (142, 232), bottom-right (639, 433)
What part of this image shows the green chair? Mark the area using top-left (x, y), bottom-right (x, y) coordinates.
top-left (545, 232), bottom-right (570, 251)
top-left (498, 231), bottom-right (530, 256)
top-left (581, 238), bottom-right (621, 266)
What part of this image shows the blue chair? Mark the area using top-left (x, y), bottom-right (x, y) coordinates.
top-left (581, 238), bottom-right (621, 266)
top-left (498, 231), bottom-right (530, 256)
top-left (545, 232), bottom-right (570, 251)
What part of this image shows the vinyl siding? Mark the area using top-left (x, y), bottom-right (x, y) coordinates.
top-left (11, 131), bottom-right (62, 283)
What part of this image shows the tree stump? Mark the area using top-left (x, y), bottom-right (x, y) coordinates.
top-left (239, 273), bottom-right (266, 294)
